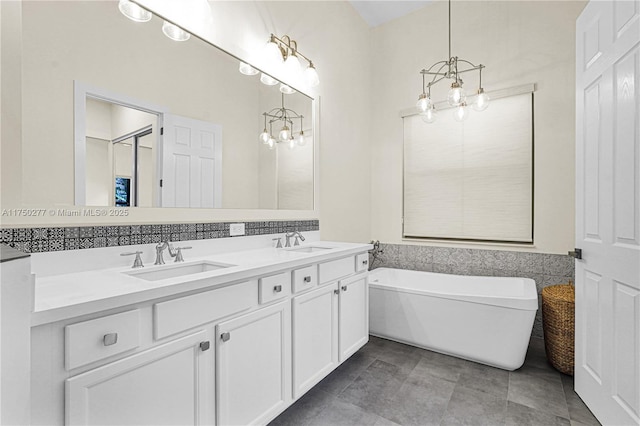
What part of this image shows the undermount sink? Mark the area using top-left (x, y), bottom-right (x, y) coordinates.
top-left (286, 246), bottom-right (333, 253)
top-left (126, 261), bottom-right (234, 282)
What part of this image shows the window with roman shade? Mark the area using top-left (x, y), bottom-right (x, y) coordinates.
top-left (402, 88), bottom-right (534, 243)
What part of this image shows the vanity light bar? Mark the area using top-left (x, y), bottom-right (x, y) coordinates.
top-left (118, 0), bottom-right (191, 42)
top-left (239, 33), bottom-right (320, 89)
top-left (267, 34), bottom-right (320, 88)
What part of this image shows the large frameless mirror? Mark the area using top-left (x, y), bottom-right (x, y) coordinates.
top-left (20, 1), bottom-right (315, 210)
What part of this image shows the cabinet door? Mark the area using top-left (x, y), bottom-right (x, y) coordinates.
top-left (216, 300), bottom-right (291, 426)
top-left (66, 330), bottom-right (212, 426)
top-left (292, 283), bottom-right (339, 398)
top-left (339, 273), bottom-right (369, 362)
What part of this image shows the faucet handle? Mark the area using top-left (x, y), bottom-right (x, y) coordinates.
top-left (272, 237), bottom-right (283, 248)
top-left (121, 251), bottom-right (144, 268)
top-left (174, 246), bottom-right (192, 263)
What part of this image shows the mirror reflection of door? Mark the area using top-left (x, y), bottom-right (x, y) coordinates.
top-left (85, 97), bottom-right (157, 207)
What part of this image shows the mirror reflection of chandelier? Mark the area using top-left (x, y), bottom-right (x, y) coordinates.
top-left (259, 94), bottom-right (306, 150)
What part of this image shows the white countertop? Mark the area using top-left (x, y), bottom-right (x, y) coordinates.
top-left (32, 238), bottom-right (371, 326)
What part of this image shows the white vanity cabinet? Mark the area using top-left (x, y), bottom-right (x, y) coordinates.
top-left (292, 270), bottom-right (369, 398)
top-left (292, 282), bottom-right (339, 398)
top-left (65, 330), bottom-right (213, 425)
top-left (216, 300), bottom-right (291, 425)
top-left (31, 246), bottom-right (371, 426)
top-left (338, 273), bottom-right (369, 362)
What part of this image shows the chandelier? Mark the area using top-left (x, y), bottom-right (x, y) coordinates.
top-left (259, 94), bottom-right (306, 150)
top-left (416, 0), bottom-right (490, 123)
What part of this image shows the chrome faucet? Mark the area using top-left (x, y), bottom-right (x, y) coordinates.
top-left (121, 251), bottom-right (144, 268)
top-left (284, 231), bottom-right (305, 247)
top-left (155, 240), bottom-right (176, 265)
top-left (155, 240), bottom-right (192, 264)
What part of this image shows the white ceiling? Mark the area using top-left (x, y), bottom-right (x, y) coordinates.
top-left (349, 1), bottom-right (434, 27)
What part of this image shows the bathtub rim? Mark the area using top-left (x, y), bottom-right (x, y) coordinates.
top-left (368, 267), bottom-right (538, 311)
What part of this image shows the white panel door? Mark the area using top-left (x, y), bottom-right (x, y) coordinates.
top-left (292, 283), bottom-right (339, 398)
top-left (216, 301), bottom-right (291, 426)
top-left (65, 330), bottom-right (212, 425)
top-left (161, 114), bottom-right (222, 208)
top-left (338, 273), bottom-right (369, 362)
top-left (575, 1), bottom-right (640, 425)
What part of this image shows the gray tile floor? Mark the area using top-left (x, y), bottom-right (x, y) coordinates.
top-left (270, 336), bottom-right (601, 426)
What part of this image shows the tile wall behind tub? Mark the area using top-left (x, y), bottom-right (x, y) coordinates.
top-left (371, 244), bottom-right (575, 339)
top-left (0, 220), bottom-right (319, 254)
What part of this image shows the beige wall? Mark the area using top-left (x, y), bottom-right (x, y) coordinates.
top-left (85, 138), bottom-right (111, 207)
top-left (0, 1), bottom-right (23, 209)
top-left (369, 0), bottom-right (585, 254)
top-left (86, 99), bottom-right (113, 141)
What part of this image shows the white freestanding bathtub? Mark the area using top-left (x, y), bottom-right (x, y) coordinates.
top-left (369, 268), bottom-right (538, 370)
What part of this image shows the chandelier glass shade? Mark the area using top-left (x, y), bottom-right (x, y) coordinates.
top-left (416, 0), bottom-right (489, 122)
top-left (259, 94), bottom-right (306, 150)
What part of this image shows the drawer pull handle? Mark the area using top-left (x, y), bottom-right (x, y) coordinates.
top-left (334, 289), bottom-right (340, 295)
top-left (342, 285), bottom-right (348, 292)
top-left (274, 285), bottom-right (282, 293)
top-left (221, 332), bottom-right (230, 342)
top-left (103, 333), bottom-right (118, 346)
top-left (363, 260), bottom-right (368, 265)
top-left (200, 341), bottom-right (210, 352)
top-left (303, 276), bottom-right (312, 283)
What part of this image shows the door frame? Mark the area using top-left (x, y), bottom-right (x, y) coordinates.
top-left (73, 80), bottom-right (167, 206)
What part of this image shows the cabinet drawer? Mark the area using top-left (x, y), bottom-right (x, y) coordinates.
top-left (319, 256), bottom-right (355, 284)
top-left (292, 265), bottom-right (318, 293)
top-left (154, 281), bottom-right (257, 339)
top-left (356, 253), bottom-right (369, 273)
top-left (259, 272), bottom-right (291, 304)
top-left (65, 310), bottom-right (141, 371)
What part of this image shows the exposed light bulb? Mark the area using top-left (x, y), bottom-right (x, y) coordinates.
top-left (453, 103), bottom-right (469, 122)
top-left (297, 131), bottom-right (307, 147)
top-left (420, 106), bottom-right (437, 124)
top-left (267, 137), bottom-right (276, 150)
top-left (416, 94), bottom-right (431, 114)
top-left (278, 125), bottom-right (291, 142)
top-left (239, 62), bottom-right (259, 76)
top-left (280, 84), bottom-right (296, 95)
top-left (260, 73), bottom-right (278, 86)
top-left (304, 63), bottom-right (320, 87)
top-left (162, 21), bottom-right (190, 41)
top-left (472, 88), bottom-right (490, 112)
top-left (288, 138), bottom-right (296, 150)
top-left (284, 53), bottom-right (301, 77)
top-left (447, 82), bottom-right (466, 106)
top-left (259, 129), bottom-right (270, 144)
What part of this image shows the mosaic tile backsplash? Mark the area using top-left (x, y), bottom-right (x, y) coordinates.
top-left (370, 243), bottom-right (575, 339)
top-left (0, 220), bottom-right (319, 254)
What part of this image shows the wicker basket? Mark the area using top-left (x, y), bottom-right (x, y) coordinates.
top-left (542, 283), bottom-right (575, 375)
